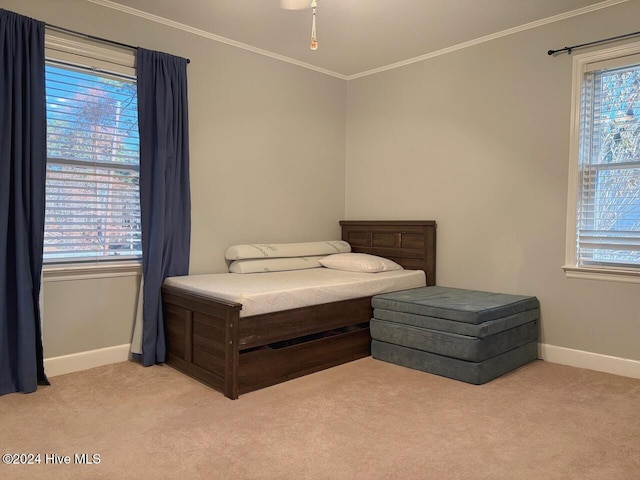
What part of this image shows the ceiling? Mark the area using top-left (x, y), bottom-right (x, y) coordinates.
top-left (90, 0), bottom-right (619, 78)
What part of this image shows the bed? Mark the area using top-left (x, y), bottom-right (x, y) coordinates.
top-left (162, 220), bottom-right (436, 399)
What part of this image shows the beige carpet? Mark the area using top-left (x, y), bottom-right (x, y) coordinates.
top-left (1, 358), bottom-right (639, 479)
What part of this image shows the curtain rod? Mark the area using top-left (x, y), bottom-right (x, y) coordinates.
top-left (45, 23), bottom-right (191, 64)
top-left (548, 30), bottom-right (640, 56)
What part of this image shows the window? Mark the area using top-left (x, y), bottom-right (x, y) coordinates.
top-left (43, 34), bottom-right (141, 264)
top-left (565, 42), bottom-right (640, 282)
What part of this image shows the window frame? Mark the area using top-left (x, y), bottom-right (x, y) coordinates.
top-left (43, 31), bottom-right (142, 277)
top-left (564, 41), bottom-right (640, 284)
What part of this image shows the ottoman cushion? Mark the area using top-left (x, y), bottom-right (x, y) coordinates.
top-left (372, 340), bottom-right (538, 385)
top-left (373, 307), bottom-right (539, 338)
top-left (372, 286), bottom-right (539, 325)
top-left (370, 318), bottom-right (538, 362)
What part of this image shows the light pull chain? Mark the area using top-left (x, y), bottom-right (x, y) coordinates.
top-left (310, 0), bottom-right (318, 50)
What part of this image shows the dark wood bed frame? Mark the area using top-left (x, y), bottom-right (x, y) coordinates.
top-left (162, 220), bottom-right (436, 399)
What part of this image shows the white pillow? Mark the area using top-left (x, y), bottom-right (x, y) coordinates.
top-left (319, 253), bottom-right (403, 273)
top-left (229, 256), bottom-right (326, 274)
top-left (225, 240), bottom-right (350, 260)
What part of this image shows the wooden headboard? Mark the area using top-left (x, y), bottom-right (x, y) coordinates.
top-left (340, 220), bottom-right (436, 286)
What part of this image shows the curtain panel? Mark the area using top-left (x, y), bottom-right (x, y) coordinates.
top-left (137, 48), bottom-right (191, 366)
top-left (0, 9), bottom-right (49, 395)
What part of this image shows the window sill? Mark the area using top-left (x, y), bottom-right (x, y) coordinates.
top-left (43, 261), bottom-right (142, 282)
top-left (562, 265), bottom-right (640, 284)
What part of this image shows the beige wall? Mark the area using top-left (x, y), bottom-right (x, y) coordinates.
top-left (345, 1), bottom-right (640, 360)
top-left (42, 275), bottom-right (140, 358)
top-left (2, 0), bottom-right (637, 364)
top-left (1, 0), bottom-right (346, 358)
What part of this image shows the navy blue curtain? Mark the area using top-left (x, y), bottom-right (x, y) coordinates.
top-left (0, 10), bottom-right (49, 395)
top-left (137, 48), bottom-right (191, 366)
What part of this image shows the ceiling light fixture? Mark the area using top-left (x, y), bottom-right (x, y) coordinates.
top-left (279, 0), bottom-right (307, 9)
top-left (310, 0), bottom-right (318, 51)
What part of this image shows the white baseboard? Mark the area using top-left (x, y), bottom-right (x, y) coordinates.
top-left (42, 342), bottom-right (640, 380)
top-left (538, 343), bottom-right (640, 380)
top-left (44, 343), bottom-right (131, 378)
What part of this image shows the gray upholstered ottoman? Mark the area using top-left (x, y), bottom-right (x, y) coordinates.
top-left (370, 286), bottom-right (539, 384)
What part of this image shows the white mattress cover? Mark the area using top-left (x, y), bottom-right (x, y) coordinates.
top-left (164, 268), bottom-right (426, 317)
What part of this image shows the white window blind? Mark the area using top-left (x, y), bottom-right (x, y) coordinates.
top-left (44, 63), bottom-right (141, 263)
top-left (575, 61), bottom-right (640, 269)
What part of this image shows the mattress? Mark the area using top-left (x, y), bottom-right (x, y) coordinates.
top-left (372, 339), bottom-right (538, 385)
top-left (164, 268), bottom-right (426, 317)
top-left (372, 307), bottom-right (540, 338)
top-left (372, 286), bottom-right (539, 324)
top-left (370, 318), bottom-right (538, 362)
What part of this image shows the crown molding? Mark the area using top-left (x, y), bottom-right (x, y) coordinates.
top-left (347, 0), bottom-right (629, 80)
top-left (86, 0), bottom-right (627, 81)
top-left (85, 0), bottom-right (348, 80)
